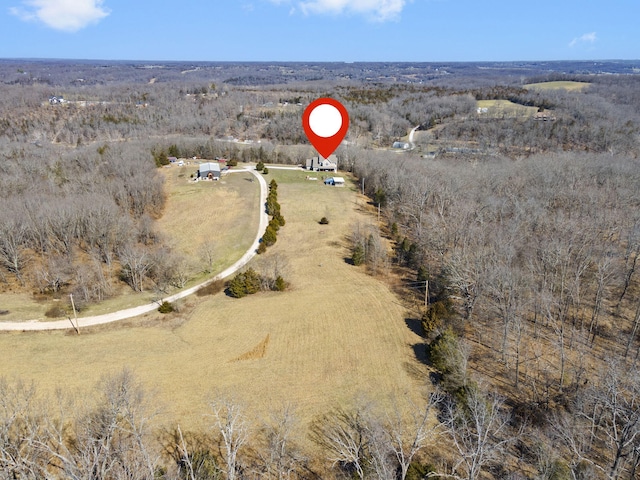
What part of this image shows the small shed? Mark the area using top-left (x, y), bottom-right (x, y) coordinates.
top-left (324, 176), bottom-right (345, 186)
top-left (197, 162), bottom-right (221, 180)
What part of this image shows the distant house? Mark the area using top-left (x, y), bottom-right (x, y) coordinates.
top-left (392, 141), bottom-right (410, 150)
top-left (324, 176), bottom-right (345, 186)
top-left (197, 162), bottom-right (221, 180)
top-left (534, 111), bottom-right (556, 121)
top-left (306, 155), bottom-right (338, 172)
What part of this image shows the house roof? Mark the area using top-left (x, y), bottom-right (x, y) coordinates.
top-left (198, 162), bottom-right (221, 173)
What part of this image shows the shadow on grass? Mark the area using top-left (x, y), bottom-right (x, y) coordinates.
top-left (405, 317), bottom-right (422, 337)
top-left (412, 342), bottom-right (428, 364)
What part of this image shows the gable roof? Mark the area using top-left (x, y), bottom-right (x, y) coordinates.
top-left (198, 162), bottom-right (221, 173)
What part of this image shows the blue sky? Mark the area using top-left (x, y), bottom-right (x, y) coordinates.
top-left (2, 0), bottom-right (638, 61)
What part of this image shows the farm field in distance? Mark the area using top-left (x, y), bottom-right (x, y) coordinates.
top-left (524, 80), bottom-right (591, 91)
top-left (476, 99), bottom-right (539, 117)
top-left (0, 168), bottom-right (426, 434)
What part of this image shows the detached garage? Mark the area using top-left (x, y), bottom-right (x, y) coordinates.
top-left (197, 162), bottom-right (221, 180)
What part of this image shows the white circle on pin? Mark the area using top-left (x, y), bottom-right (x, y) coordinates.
top-left (309, 104), bottom-right (342, 138)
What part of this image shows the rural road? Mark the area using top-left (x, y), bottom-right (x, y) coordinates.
top-left (408, 125), bottom-right (419, 150)
top-left (0, 167), bottom-right (270, 332)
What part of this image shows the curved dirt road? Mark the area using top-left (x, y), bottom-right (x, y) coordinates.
top-left (0, 167), bottom-right (269, 331)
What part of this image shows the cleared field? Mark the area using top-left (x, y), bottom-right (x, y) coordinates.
top-left (477, 99), bottom-right (539, 117)
top-left (0, 292), bottom-right (50, 322)
top-left (0, 168), bottom-right (426, 435)
top-left (155, 163), bottom-right (260, 279)
top-left (525, 80), bottom-right (590, 91)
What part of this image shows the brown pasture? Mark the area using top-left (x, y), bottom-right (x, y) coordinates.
top-left (0, 167), bottom-right (427, 436)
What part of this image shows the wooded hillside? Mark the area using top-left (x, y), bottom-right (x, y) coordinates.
top-left (1, 60), bottom-right (640, 479)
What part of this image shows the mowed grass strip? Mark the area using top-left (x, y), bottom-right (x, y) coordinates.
top-left (0, 168), bottom-right (426, 436)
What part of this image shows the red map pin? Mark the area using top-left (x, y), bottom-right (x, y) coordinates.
top-left (302, 97), bottom-right (349, 159)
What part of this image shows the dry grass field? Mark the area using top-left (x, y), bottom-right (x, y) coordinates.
top-left (0, 292), bottom-right (52, 321)
top-left (0, 167), bottom-right (426, 439)
top-left (155, 163), bottom-right (260, 279)
top-left (476, 99), bottom-right (539, 118)
top-left (524, 80), bottom-right (590, 91)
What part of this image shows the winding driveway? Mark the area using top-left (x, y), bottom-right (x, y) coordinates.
top-left (0, 167), bottom-right (269, 332)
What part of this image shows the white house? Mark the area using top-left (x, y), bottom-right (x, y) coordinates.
top-left (392, 141), bottom-right (410, 150)
top-left (306, 155), bottom-right (338, 172)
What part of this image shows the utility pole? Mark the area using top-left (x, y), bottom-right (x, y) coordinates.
top-left (425, 280), bottom-right (429, 308)
top-left (69, 293), bottom-right (80, 334)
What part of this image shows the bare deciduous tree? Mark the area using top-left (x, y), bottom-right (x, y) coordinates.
top-left (118, 244), bottom-right (154, 292)
top-left (255, 406), bottom-right (305, 480)
top-left (442, 388), bottom-right (514, 480)
top-left (0, 379), bottom-right (49, 479)
top-left (384, 391), bottom-right (443, 480)
top-left (579, 363), bottom-right (640, 479)
top-left (209, 397), bottom-right (249, 480)
top-left (310, 405), bottom-right (370, 480)
top-left (0, 215), bottom-right (29, 282)
top-left (43, 369), bottom-right (159, 480)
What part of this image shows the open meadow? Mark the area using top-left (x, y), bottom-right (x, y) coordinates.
top-left (0, 167), bottom-right (426, 437)
top-left (524, 80), bottom-right (591, 91)
top-left (476, 99), bottom-right (539, 117)
top-left (155, 163), bottom-right (260, 282)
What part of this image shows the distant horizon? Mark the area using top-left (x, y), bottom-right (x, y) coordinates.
top-left (3, 1), bottom-right (639, 63)
top-left (2, 57), bottom-right (639, 65)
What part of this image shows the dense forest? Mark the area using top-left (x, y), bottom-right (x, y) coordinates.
top-left (1, 60), bottom-right (640, 479)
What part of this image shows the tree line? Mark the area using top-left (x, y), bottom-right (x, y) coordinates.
top-left (352, 148), bottom-right (640, 478)
top-left (0, 369), bottom-right (534, 480)
top-left (0, 141), bottom-right (185, 310)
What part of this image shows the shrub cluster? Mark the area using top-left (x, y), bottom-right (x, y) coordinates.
top-left (349, 223), bottom-right (388, 273)
top-left (258, 179), bottom-right (285, 254)
top-left (157, 301), bottom-right (174, 314)
top-left (226, 268), bottom-right (262, 298)
top-left (226, 268), bottom-right (287, 298)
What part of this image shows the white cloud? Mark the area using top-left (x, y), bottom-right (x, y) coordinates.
top-left (569, 32), bottom-right (597, 48)
top-left (9, 0), bottom-right (110, 32)
top-left (269, 0), bottom-right (407, 21)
